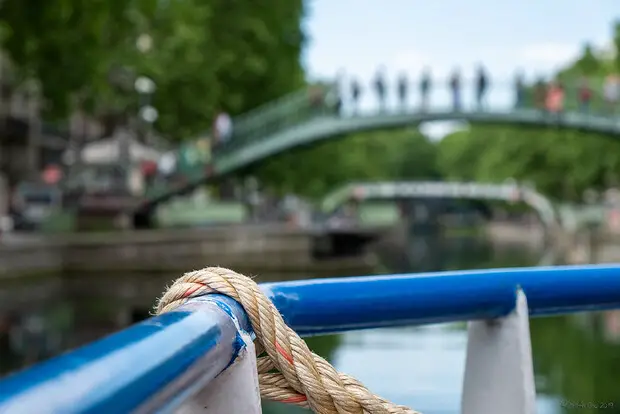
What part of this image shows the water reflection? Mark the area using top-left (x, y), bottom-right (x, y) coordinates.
top-left (531, 315), bottom-right (620, 413)
top-left (0, 235), bottom-right (618, 414)
top-left (375, 234), bottom-right (543, 274)
top-left (0, 305), bottom-right (73, 374)
top-left (263, 236), bottom-right (620, 414)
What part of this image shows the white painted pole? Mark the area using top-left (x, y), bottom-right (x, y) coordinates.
top-left (461, 289), bottom-right (536, 414)
top-left (175, 330), bottom-right (261, 414)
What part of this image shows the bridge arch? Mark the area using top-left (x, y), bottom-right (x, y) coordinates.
top-left (320, 181), bottom-right (558, 228)
top-left (140, 82), bottom-right (620, 216)
top-left (214, 109), bottom-right (620, 175)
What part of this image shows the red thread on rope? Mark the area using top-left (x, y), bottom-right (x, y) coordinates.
top-left (183, 285), bottom-right (201, 298)
top-left (275, 341), bottom-right (294, 365)
top-left (281, 395), bottom-right (308, 404)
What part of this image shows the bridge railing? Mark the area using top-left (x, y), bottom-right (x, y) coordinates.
top-left (138, 84), bottom-right (339, 203)
top-left (1, 265), bottom-right (619, 413)
top-left (213, 78), bottom-right (616, 162)
top-left (320, 181), bottom-right (559, 228)
top-left (141, 77), bottom-right (614, 207)
top-left (224, 82), bottom-right (339, 153)
top-left (232, 84), bottom-right (325, 128)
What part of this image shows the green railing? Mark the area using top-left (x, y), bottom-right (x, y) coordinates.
top-left (219, 82), bottom-right (338, 157)
top-left (143, 77), bottom-right (617, 206)
top-left (142, 82), bottom-right (338, 203)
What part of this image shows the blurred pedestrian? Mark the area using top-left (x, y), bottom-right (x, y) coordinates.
top-left (449, 69), bottom-right (462, 111)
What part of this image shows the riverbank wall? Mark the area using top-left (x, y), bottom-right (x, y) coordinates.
top-left (0, 225), bottom-right (382, 314)
top-left (0, 225), bottom-right (379, 280)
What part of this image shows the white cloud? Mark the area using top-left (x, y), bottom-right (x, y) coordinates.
top-left (391, 51), bottom-right (434, 72)
top-left (518, 43), bottom-right (579, 65)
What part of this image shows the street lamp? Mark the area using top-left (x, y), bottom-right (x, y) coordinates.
top-left (139, 106), bottom-right (158, 124)
top-left (134, 76), bottom-right (156, 95)
top-left (136, 34), bottom-right (153, 54)
top-left (134, 76), bottom-right (158, 143)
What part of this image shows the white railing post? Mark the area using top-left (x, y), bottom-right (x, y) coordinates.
top-left (461, 289), bottom-right (536, 414)
top-left (177, 330), bottom-right (262, 414)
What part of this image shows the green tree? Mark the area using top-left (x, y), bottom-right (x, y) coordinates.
top-left (436, 124), bottom-right (620, 202)
top-left (436, 21), bottom-right (620, 202)
top-left (573, 43), bottom-right (602, 75)
top-left (251, 129), bottom-right (440, 199)
top-left (208, 0), bottom-right (306, 114)
top-left (613, 20), bottom-right (620, 71)
top-left (0, 0), bottom-right (307, 140)
top-left (0, 0), bottom-right (158, 117)
top-left (140, 0), bottom-right (306, 139)
top-left (136, 0), bottom-right (217, 139)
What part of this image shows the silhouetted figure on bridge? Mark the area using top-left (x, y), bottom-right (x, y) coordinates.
top-left (334, 88), bottom-right (343, 116)
top-left (534, 77), bottom-right (547, 111)
top-left (211, 110), bottom-right (232, 154)
top-left (419, 68), bottom-right (432, 112)
top-left (397, 73), bottom-right (408, 110)
top-left (449, 69), bottom-right (462, 112)
top-left (373, 69), bottom-right (387, 112)
top-left (308, 84), bottom-right (325, 114)
top-left (578, 77), bottom-right (592, 113)
top-left (604, 74), bottom-right (620, 115)
top-left (475, 65), bottom-right (489, 111)
top-left (514, 71), bottom-right (525, 109)
top-left (350, 78), bottom-right (362, 115)
top-left (333, 71), bottom-right (345, 116)
top-left (545, 81), bottom-right (565, 119)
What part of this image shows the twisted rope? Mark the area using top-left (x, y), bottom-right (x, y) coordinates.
top-left (156, 267), bottom-right (420, 414)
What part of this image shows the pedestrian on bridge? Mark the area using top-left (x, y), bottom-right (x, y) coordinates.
top-left (350, 78), bottom-right (362, 114)
top-left (513, 71), bottom-right (525, 109)
top-left (419, 68), bottom-right (432, 112)
top-left (308, 84), bottom-right (328, 117)
top-left (373, 68), bottom-right (387, 113)
top-left (534, 77), bottom-right (547, 111)
top-left (578, 77), bottom-right (592, 113)
top-left (475, 65), bottom-right (489, 111)
top-left (545, 81), bottom-right (565, 117)
top-left (397, 73), bottom-right (408, 111)
top-left (334, 71), bottom-right (345, 116)
top-left (212, 111), bottom-right (232, 153)
top-left (604, 74), bottom-right (620, 115)
top-left (449, 69), bottom-right (462, 112)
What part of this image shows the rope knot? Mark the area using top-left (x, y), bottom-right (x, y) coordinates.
top-left (157, 267), bottom-right (419, 414)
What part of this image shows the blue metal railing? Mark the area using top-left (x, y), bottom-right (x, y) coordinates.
top-left (1, 264), bottom-right (620, 412)
top-left (262, 264), bottom-right (620, 336)
top-left (0, 295), bottom-right (252, 414)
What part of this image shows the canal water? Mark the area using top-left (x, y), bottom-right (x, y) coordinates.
top-left (1, 234), bottom-right (618, 413)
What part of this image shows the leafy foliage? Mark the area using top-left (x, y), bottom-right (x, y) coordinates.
top-left (0, 0), bottom-right (306, 140)
top-left (251, 129), bottom-right (440, 199)
top-left (437, 126), bottom-right (620, 201)
top-left (437, 22), bottom-right (620, 202)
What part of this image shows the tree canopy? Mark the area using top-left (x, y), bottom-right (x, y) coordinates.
top-left (0, 0), bottom-right (306, 140)
top-left (250, 128), bottom-right (440, 199)
top-left (436, 21), bottom-right (620, 202)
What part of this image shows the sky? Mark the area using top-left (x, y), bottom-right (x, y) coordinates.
top-left (302, 0), bottom-right (619, 138)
